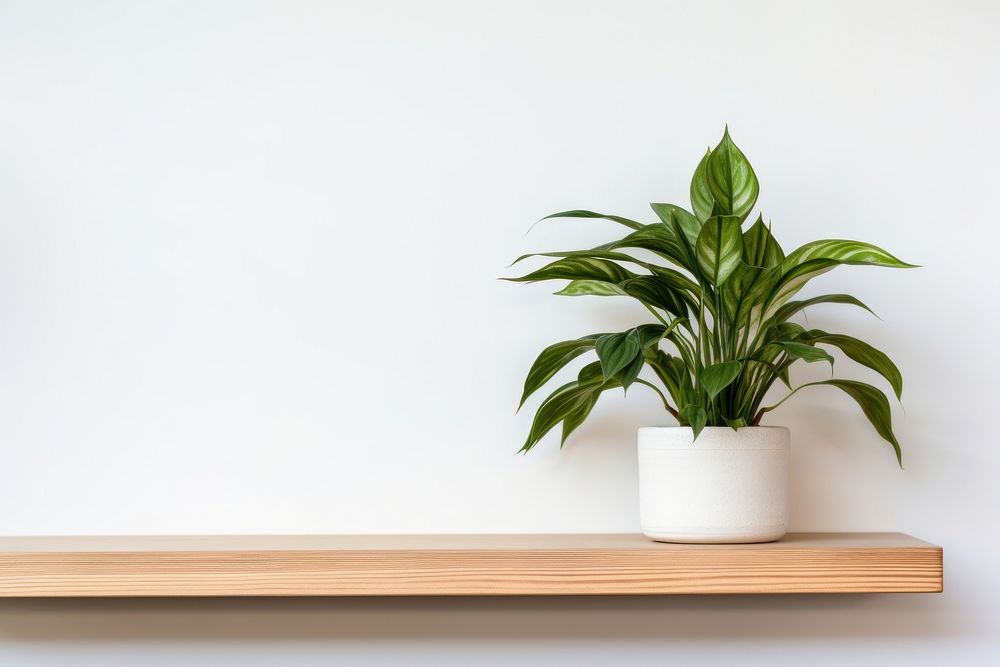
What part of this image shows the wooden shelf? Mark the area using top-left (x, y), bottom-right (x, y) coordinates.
top-left (0, 532), bottom-right (941, 597)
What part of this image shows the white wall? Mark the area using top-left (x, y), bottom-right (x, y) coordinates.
top-left (1, 0), bottom-right (997, 664)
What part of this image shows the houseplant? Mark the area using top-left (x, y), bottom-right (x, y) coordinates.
top-left (506, 128), bottom-right (914, 543)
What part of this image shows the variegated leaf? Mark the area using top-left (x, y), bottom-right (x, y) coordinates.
top-left (506, 256), bottom-right (635, 284)
top-left (538, 210), bottom-right (643, 230)
top-left (645, 349), bottom-right (693, 409)
top-left (519, 335), bottom-right (603, 408)
top-left (757, 380), bottom-right (901, 465)
top-left (773, 294), bottom-right (876, 324)
top-left (554, 280), bottom-right (627, 297)
top-left (607, 222), bottom-right (688, 268)
top-left (650, 203), bottom-right (702, 247)
top-left (696, 216), bottom-right (743, 286)
top-left (810, 380), bottom-right (902, 466)
top-left (762, 258), bottom-right (838, 316)
top-left (521, 364), bottom-right (616, 452)
top-left (802, 330), bottom-right (903, 399)
top-left (771, 340), bottom-right (834, 368)
top-left (507, 248), bottom-right (643, 268)
top-left (706, 128), bottom-right (759, 220)
top-left (689, 150), bottom-right (714, 222)
top-left (621, 276), bottom-right (689, 317)
top-left (742, 216), bottom-right (784, 268)
top-left (783, 239), bottom-right (916, 268)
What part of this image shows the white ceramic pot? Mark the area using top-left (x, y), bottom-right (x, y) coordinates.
top-left (637, 426), bottom-right (790, 543)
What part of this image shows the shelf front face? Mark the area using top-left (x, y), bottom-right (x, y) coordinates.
top-left (0, 532), bottom-right (942, 597)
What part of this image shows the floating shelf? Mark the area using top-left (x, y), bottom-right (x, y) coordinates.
top-left (0, 532), bottom-right (941, 597)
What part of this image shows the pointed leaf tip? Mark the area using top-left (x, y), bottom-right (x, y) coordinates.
top-left (678, 404), bottom-right (708, 440)
top-left (700, 360), bottom-right (743, 400)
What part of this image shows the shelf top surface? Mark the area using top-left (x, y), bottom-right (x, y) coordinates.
top-left (0, 532), bottom-right (938, 553)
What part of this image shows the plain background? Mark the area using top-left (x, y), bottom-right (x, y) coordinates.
top-left (1, 0), bottom-right (998, 664)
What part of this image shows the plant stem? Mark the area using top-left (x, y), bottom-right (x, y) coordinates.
top-left (752, 376), bottom-right (816, 424)
top-left (635, 379), bottom-right (679, 419)
top-left (642, 303), bottom-right (670, 327)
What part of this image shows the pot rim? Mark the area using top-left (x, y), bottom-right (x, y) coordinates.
top-left (637, 425), bottom-right (790, 450)
top-left (638, 425), bottom-right (789, 432)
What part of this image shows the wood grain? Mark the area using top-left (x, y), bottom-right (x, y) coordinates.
top-left (0, 533), bottom-right (942, 597)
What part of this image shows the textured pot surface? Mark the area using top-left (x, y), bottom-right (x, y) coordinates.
top-left (637, 426), bottom-right (790, 544)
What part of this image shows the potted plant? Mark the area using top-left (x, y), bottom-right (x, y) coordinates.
top-left (506, 128), bottom-right (914, 543)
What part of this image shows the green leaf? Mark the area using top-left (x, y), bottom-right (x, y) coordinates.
top-left (752, 241), bottom-right (914, 321)
top-left (621, 276), bottom-right (689, 317)
top-left (759, 258), bottom-right (839, 315)
top-left (656, 207), bottom-right (703, 278)
top-left (690, 150), bottom-right (714, 222)
top-left (554, 279), bottom-right (627, 297)
top-left (507, 248), bottom-right (643, 268)
top-left (679, 404), bottom-right (708, 440)
top-left (621, 324), bottom-right (674, 393)
top-left (724, 416), bottom-right (747, 431)
top-left (577, 360), bottom-right (607, 384)
top-left (751, 342), bottom-right (783, 368)
top-left (545, 271), bottom-right (694, 321)
top-left (764, 322), bottom-right (806, 345)
top-left (722, 266), bottom-right (756, 324)
top-left (563, 361), bottom-right (626, 446)
top-left (650, 203), bottom-right (702, 247)
top-left (612, 206), bottom-right (701, 276)
top-left (617, 352), bottom-right (645, 391)
top-left (706, 128), bottom-right (759, 220)
top-left (783, 239), bottom-right (917, 269)
top-left (701, 360), bottom-right (743, 400)
top-left (506, 256), bottom-right (634, 284)
top-left (773, 294), bottom-right (876, 324)
top-left (559, 391), bottom-right (601, 446)
top-left (772, 340), bottom-right (835, 368)
top-left (610, 222), bottom-right (678, 250)
top-left (607, 222), bottom-right (690, 269)
top-left (519, 335), bottom-right (601, 409)
top-left (645, 349), bottom-right (693, 408)
top-left (635, 323), bottom-right (669, 349)
top-left (521, 371), bottom-right (614, 452)
top-left (803, 330), bottom-right (903, 399)
top-left (696, 216), bottom-right (744, 286)
top-left (596, 329), bottom-right (642, 380)
top-left (538, 210), bottom-right (643, 231)
top-left (742, 216), bottom-right (784, 269)
top-left (647, 264), bottom-right (703, 300)
top-left (810, 380), bottom-right (902, 466)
